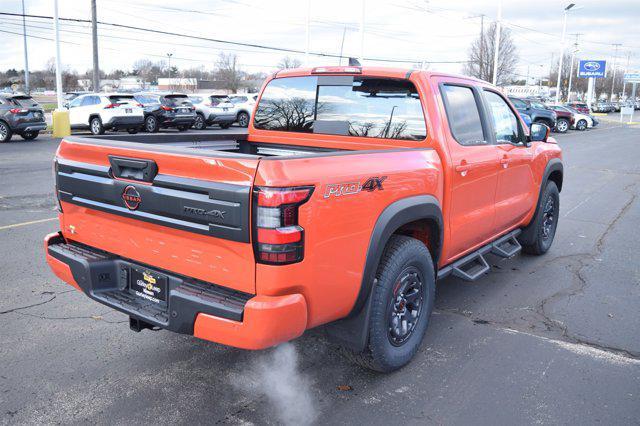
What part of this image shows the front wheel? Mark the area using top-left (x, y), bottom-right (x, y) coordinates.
top-left (555, 118), bottom-right (569, 133)
top-left (576, 119), bottom-right (587, 131)
top-left (20, 131), bottom-right (39, 140)
top-left (237, 111), bottom-right (250, 128)
top-left (519, 181), bottom-right (560, 255)
top-left (341, 235), bottom-right (435, 372)
top-left (90, 117), bottom-right (104, 135)
top-left (145, 115), bottom-right (159, 133)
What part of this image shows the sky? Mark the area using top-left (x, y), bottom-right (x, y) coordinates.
top-left (1, 0), bottom-right (639, 83)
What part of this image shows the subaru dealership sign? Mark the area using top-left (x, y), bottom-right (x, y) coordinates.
top-left (577, 60), bottom-right (607, 78)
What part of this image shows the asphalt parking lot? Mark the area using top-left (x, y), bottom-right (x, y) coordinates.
top-left (1, 120), bottom-right (639, 425)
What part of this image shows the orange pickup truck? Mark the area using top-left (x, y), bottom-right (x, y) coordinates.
top-left (45, 66), bottom-right (562, 372)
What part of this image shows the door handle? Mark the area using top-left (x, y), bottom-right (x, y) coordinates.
top-left (500, 155), bottom-right (510, 168)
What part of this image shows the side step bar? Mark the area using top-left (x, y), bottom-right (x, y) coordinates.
top-left (437, 229), bottom-right (522, 281)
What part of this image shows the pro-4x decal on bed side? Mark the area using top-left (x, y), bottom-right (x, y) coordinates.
top-left (324, 176), bottom-right (387, 198)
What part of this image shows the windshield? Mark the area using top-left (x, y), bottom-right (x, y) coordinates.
top-left (254, 76), bottom-right (426, 141)
top-left (11, 96), bottom-right (39, 108)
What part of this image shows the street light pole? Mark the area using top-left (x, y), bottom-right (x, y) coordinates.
top-left (91, 0), bottom-right (100, 93)
top-left (610, 43), bottom-right (621, 101)
top-left (305, 0), bottom-right (310, 66)
top-left (21, 0), bottom-right (29, 94)
top-left (567, 34), bottom-right (580, 101)
top-left (359, 0), bottom-right (365, 62)
top-left (555, 3), bottom-right (575, 103)
top-left (491, 1), bottom-right (502, 85)
top-left (53, 0), bottom-right (63, 110)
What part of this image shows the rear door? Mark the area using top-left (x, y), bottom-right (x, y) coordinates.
top-left (437, 81), bottom-right (501, 262)
top-left (55, 140), bottom-right (259, 293)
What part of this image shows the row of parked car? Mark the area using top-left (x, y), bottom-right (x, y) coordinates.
top-left (62, 91), bottom-right (258, 135)
top-left (508, 97), bottom-right (599, 134)
top-left (591, 99), bottom-right (640, 113)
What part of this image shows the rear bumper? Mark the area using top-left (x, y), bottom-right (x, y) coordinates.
top-left (161, 114), bottom-right (196, 127)
top-left (105, 116), bottom-right (144, 129)
top-left (44, 232), bottom-right (307, 349)
top-left (207, 113), bottom-right (236, 124)
top-left (13, 121), bottom-right (47, 132)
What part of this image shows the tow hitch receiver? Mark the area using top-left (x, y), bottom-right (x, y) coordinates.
top-left (129, 317), bottom-right (159, 332)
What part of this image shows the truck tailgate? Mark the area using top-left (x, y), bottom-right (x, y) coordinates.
top-left (55, 138), bottom-right (259, 294)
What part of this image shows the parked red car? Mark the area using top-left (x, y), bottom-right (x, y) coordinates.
top-left (549, 106), bottom-right (575, 133)
top-left (565, 102), bottom-right (590, 115)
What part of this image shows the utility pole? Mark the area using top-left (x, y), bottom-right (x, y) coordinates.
top-left (420, 0), bottom-right (429, 70)
top-left (338, 25), bottom-right (346, 65)
top-left (491, 1), bottom-right (502, 85)
top-left (610, 43), bottom-right (621, 101)
top-left (567, 33), bottom-right (581, 101)
top-left (556, 3), bottom-right (576, 103)
top-left (305, 0), bottom-right (310, 66)
top-left (359, 0), bottom-right (365, 62)
top-left (91, 0), bottom-right (100, 93)
top-left (21, 0), bottom-right (30, 94)
top-left (167, 53), bottom-right (173, 79)
top-left (53, 0), bottom-right (63, 110)
top-left (479, 14), bottom-right (484, 79)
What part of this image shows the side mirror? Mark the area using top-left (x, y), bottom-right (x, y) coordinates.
top-left (64, 102), bottom-right (69, 109)
top-left (529, 122), bottom-right (550, 142)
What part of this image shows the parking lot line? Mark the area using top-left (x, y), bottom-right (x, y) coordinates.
top-left (0, 217), bottom-right (57, 231)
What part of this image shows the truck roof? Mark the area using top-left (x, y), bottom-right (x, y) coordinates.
top-left (273, 66), bottom-right (485, 84)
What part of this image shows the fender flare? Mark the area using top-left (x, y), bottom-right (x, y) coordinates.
top-left (325, 195), bottom-right (443, 352)
top-left (519, 158), bottom-right (563, 245)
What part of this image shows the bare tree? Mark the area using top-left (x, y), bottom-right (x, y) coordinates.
top-left (216, 53), bottom-right (242, 92)
top-left (463, 22), bottom-right (518, 85)
top-left (278, 56), bottom-right (302, 70)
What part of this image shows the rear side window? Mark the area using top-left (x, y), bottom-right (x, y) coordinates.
top-left (441, 85), bottom-right (485, 146)
top-left (254, 76), bottom-right (427, 140)
top-left (81, 96), bottom-right (99, 106)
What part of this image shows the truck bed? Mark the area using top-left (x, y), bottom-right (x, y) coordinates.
top-left (73, 132), bottom-right (342, 159)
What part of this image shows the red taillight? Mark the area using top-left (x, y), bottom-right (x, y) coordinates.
top-left (160, 105), bottom-right (173, 111)
top-left (9, 108), bottom-right (27, 114)
top-left (253, 186), bottom-right (313, 265)
top-left (104, 103), bottom-right (118, 109)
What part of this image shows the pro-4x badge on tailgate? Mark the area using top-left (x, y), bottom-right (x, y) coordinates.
top-left (324, 176), bottom-right (387, 198)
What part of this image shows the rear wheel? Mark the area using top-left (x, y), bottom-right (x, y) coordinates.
top-left (237, 111), bottom-right (250, 128)
top-left (341, 235), bottom-right (435, 372)
top-left (90, 117), bottom-right (104, 135)
top-left (20, 131), bottom-right (39, 140)
top-left (145, 115), bottom-right (159, 133)
top-left (555, 118), bottom-right (569, 133)
top-left (519, 181), bottom-right (560, 255)
top-left (576, 119), bottom-right (587, 131)
top-left (192, 113), bottom-right (206, 130)
top-left (0, 121), bottom-right (12, 143)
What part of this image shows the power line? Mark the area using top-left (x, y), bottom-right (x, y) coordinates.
top-left (0, 12), bottom-right (469, 65)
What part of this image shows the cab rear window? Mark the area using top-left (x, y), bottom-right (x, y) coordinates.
top-left (254, 76), bottom-right (427, 141)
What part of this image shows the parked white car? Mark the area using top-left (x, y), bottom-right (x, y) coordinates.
top-left (188, 95), bottom-right (236, 130)
top-left (227, 93), bottom-right (258, 127)
top-left (67, 93), bottom-right (144, 135)
top-left (555, 105), bottom-right (594, 131)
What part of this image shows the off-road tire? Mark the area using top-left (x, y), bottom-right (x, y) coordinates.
top-left (519, 181), bottom-right (560, 255)
top-left (342, 235), bottom-right (435, 373)
top-left (20, 131), bottom-right (39, 140)
top-left (0, 121), bottom-right (12, 143)
top-left (90, 117), bottom-right (104, 135)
